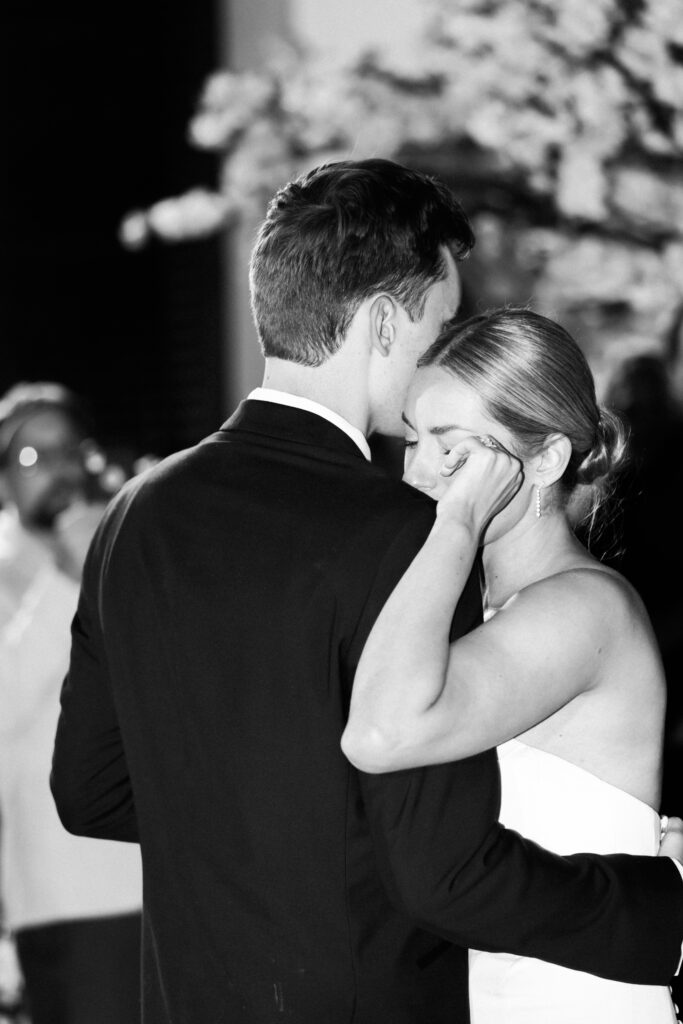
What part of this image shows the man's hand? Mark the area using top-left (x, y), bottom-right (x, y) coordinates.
top-left (659, 816), bottom-right (683, 862)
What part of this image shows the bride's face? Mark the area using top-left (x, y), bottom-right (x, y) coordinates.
top-left (402, 366), bottom-right (523, 508)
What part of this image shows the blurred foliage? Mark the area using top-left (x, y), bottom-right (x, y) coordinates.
top-left (120, 0), bottom-right (683, 392)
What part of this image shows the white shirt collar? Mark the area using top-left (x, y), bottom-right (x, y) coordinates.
top-left (247, 388), bottom-right (372, 461)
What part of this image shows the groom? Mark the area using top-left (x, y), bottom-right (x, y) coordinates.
top-left (51, 159), bottom-right (683, 1022)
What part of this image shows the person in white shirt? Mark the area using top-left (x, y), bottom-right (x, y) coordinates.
top-left (0, 382), bottom-right (142, 1024)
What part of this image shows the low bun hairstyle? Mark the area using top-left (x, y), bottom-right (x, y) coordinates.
top-left (418, 308), bottom-right (629, 540)
top-left (574, 407), bottom-right (628, 487)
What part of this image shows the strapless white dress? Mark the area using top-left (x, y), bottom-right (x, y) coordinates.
top-left (468, 738), bottom-right (678, 1023)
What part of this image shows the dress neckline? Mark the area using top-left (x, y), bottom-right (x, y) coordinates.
top-left (482, 592), bottom-right (518, 622)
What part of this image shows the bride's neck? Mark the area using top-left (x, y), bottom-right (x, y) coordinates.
top-left (481, 513), bottom-right (586, 610)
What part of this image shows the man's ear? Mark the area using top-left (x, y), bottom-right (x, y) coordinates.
top-left (533, 433), bottom-right (572, 486)
top-left (368, 294), bottom-right (398, 357)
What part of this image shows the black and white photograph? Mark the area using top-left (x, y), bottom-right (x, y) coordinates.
top-left (2, 1), bottom-right (683, 1021)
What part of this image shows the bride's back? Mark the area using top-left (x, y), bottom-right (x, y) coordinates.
top-left (504, 558), bottom-right (666, 810)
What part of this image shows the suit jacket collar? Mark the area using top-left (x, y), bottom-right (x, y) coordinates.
top-left (218, 399), bottom-right (369, 462)
top-left (247, 388), bottom-right (371, 460)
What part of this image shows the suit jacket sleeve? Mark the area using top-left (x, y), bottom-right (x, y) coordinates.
top-left (346, 513), bottom-right (683, 985)
top-left (50, 497), bottom-right (139, 843)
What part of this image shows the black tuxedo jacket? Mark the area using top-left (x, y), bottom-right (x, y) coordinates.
top-left (51, 399), bottom-right (683, 1023)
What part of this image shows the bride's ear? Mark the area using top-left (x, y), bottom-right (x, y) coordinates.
top-left (532, 433), bottom-right (572, 487)
top-left (368, 294), bottom-right (398, 357)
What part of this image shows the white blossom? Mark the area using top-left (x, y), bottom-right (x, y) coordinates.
top-left (556, 148), bottom-right (607, 221)
top-left (118, 0), bottom-right (683, 375)
top-left (612, 166), bottom-right (683, 231)
top-left (118, 210), bottom-right (150, 251)
top-left (146, 189), bottom-right (232, 241)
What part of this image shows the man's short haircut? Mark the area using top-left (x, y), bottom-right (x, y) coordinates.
top-left (249, 158), bottom-right (475, 366)
top-left (0, 381), bottom-right (91, 465)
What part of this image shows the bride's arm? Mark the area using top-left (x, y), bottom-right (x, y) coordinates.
top-left (342, 449), bottom-right (617, 773)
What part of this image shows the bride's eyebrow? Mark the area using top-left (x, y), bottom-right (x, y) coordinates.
top-left (401, 412), bottom-right (467, 436)
top-left (429, 424), bottom-right (465, 436)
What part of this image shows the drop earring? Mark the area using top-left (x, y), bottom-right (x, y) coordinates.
top-left (535, 486), bottom-right (542, 519)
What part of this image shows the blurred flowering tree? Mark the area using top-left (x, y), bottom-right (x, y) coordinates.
top-left (120, 0), bottom-right (683, 392)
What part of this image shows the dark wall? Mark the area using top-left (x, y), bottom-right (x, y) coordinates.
top-left (1, 1), bottom-right (224, 459)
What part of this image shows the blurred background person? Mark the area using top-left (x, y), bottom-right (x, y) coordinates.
top-left (0, 382), bottom-right (142, 1024)
top-left (0, 899), bottom-right (25, 1022)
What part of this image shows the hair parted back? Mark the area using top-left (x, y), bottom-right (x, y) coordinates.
top-left (249, 158), bottom-right (474, 367)
top-left (418, 308), bottom-right (629, 535)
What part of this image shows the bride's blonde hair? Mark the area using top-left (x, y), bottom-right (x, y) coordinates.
top-left (418, 307), bottom-right (629, 540)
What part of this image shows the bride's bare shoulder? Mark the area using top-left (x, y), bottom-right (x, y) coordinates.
top-left (516, 562), bottom-right (652, 637)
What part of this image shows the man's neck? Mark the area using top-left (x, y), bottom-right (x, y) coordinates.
top-left (262, 356), bottom-right (370, 436)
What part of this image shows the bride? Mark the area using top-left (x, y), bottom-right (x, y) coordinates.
top-left (341, 307), bottom-right (680, 1023)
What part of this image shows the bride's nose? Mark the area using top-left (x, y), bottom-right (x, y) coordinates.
top-left (405, 454), bottom-right (438, 493)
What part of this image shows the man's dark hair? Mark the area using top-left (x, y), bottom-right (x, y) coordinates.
top-left (0, 381), bottom-right (92, 466)
top-left (249, 158), bottom-right (475, 366)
